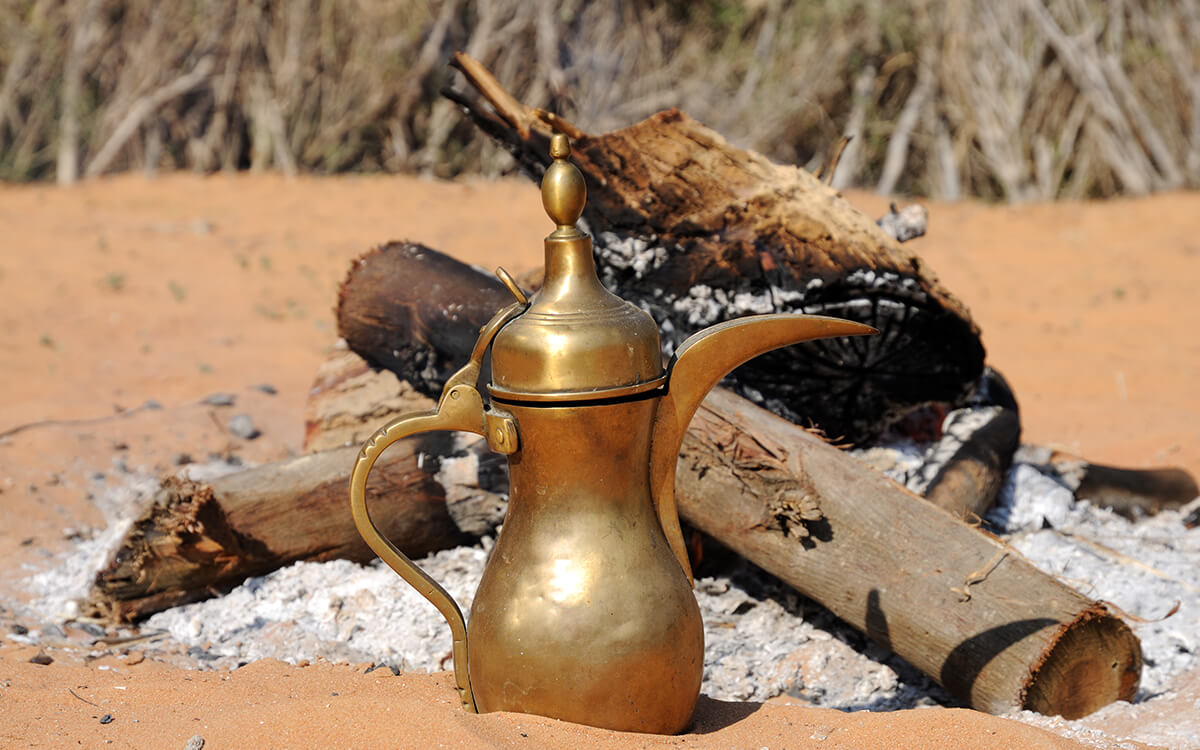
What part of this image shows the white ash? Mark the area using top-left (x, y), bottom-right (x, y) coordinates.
top-left (138, 544), bottom-right (944, 710)
top-left (696, 564), bottom-right (946, 708)
top-left (1014, 444), bottom-right (1089, 490)
top-left (145, 547), bottom-right (489, 672)
top-left (12, 453), bottom-right (1200, 744)
top-left (672, 285), bottom-right (725, 327)
top-left (594, 231), bottom-right (668, 282)
top-left (669, 284), bottom-right (811, 328)
top-left (986, 465), bottom-right (1200, 697)
top-left (18, 459), bottom-right (249, 623)
top-left (849, 438), bottom-right (928, 492)
top-left (839, 269), bottom-right (929, 304)
top-left (21, 473), bottom-right (162, 621)
top-left (876, 203), bottom-right (929, 243)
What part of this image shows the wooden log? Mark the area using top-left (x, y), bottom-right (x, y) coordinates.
top-left (443, 52), bottom-right (987, 445)
top-left (921, 407), bottom-right (1021, 521)
top-left (1074, 462), bottom-right (1198, 516)
top-left (337, 241), bottom-right (513, 396)
top-left (677, 388), bottom-right (1140, 718)
top-left (1046, 452), bottom-right (1199, 518)
top-left (86, 438), bottom-right (473, 623)
top-left (303, 344), bottom-right (435, 452)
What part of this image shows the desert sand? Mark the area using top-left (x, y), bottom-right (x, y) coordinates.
top-left (1, 173), bottom-right (1197, 748)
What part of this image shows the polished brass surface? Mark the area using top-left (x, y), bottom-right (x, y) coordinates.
top-left (489, 134), bottom-right (664, 401)
top-left (469, 398), bottom-right (702, 732)
top-left (495, 266), bottom-right (527, 305)
top-left (349, 133), bottom-right (876, 734)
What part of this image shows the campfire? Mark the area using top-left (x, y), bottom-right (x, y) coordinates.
top-left (9, 54), bottom-right (1199, 748)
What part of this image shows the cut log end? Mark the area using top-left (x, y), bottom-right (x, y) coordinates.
top-left (336, 241), bottom-right (507, 397)
top-left (86, 439), bottom-right (476, 623)
top-left (86, 476), bottom-right (274, 623)
top-left (1021, 604), bottom-right (1143, 719)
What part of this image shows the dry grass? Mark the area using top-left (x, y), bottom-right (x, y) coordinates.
top-left (0, 0), bottom-right (1196, 199)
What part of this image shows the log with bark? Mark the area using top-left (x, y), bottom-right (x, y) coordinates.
top-left (87, 426), bottom-right (472, 623)
top-left (678, 388), bottom-right (1139, 719)
top-left (87, 350), bottom-right (511, 623)
top-left (435, 52), bottom-right (988, 446)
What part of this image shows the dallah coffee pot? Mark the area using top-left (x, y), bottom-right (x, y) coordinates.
top-left (349, 134), bottom-right (874, 734)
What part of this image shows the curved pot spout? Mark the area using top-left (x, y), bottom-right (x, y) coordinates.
top-left (649, 314), bottom-right (877, 582)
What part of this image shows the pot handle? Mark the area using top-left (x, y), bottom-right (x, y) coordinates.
top-left (349, 381), bottom-right (489, 713)
top-left (350, 299), bottom-right (525, 713)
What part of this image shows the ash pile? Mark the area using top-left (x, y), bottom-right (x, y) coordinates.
top-left (14, 449), bottom-right (1200, 748)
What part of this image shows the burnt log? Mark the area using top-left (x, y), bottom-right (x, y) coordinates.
top-left (336, 242), bottom-right (510, 396)
top-left (86, 433), bottom-right (475, 623)
top-left (442, 52), bottom-right (986, 444)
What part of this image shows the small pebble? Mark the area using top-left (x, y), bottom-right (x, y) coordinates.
top-left (174, 453), bottom-right (194, 466)
top-left (184, 735), bottom-right (206, 750)
top-left (253, 383), bottom-right (278, 395)
top-left (29, 651), bottom-right (53, 665)
top-left (99, 714), bottom-right (113, 724)
top-left (42, 623), bottom-right (67, 640)
top-left (141, 399), bottom-right (163, 410)
top-left (365, 663), bottom-right (399, 676)
top-left (227, 414), bottom-right (260, 440)
top-left (202, 392), bottom-right (236, 407)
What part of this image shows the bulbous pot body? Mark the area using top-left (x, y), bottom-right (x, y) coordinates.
top-left (467, 396), bottom-right (704, 733)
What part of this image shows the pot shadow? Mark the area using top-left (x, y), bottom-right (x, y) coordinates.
top-left (687, 695), bottom-right (763, 734)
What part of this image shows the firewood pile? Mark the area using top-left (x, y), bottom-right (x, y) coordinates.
top-left (79, 55), bottom-right (1199, 722)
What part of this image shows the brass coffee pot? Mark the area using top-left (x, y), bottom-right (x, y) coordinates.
top-left (350, 134), bottom-right (874, 734)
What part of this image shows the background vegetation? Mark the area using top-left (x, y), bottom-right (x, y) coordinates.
top-left (0, 0), bottom-right (1196, 199)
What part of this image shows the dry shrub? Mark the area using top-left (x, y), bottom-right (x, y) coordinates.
top-left (0, 0), bottom-right (1196, 200)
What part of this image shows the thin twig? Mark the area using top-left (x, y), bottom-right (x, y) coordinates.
top-left (821, 136), bottom-right (852, 186)
top-left (0, 402), bottom-right (163, 440)
top-left (1052, 530), bottom-right (1200, 595)
top-left (452, 52), bottom-right (538, 137)
top-left (952, 548), bottom-right (1010, 602)
top-left (68, 688), bottom-right (99, 707)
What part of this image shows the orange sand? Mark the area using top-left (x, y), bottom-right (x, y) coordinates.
top-left (1, 173), bottom-right (1196, 748)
